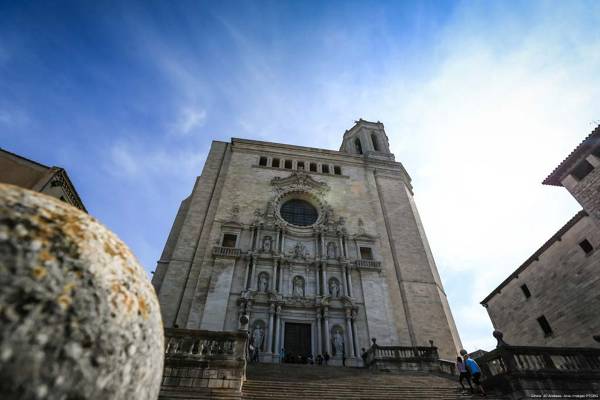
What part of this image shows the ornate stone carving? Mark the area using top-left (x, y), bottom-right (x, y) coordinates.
top-left (258, 272), bottom-right (269, 292)
top-left (262, 236), bottom-right (272, 252)
top-left (328, 278), bottom-right (341, 298)
top-left (289, 241), bottom-right (309, 260)
top-left (331, 326), bottom-right (344, 356)
top-left (271, 170), bottom-right (329, 196)
top-left (251, 321), bottom-right (265, 351)
top-left (292, 276), bottom-right (305, 297)
top-left (327, 242), bottom-right (337, 259)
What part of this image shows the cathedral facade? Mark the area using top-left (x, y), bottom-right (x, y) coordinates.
top-left (152, 120), bottom-right (462, 363)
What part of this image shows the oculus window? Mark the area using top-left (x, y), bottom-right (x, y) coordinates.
top-left (280, 199), bottom-right (318, 226)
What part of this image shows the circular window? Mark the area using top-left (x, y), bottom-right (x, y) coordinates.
top-left (280, 199), bottom-right (318, 226)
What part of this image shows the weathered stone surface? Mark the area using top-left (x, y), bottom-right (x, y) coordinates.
top-left (0, 184), bottom-right (163, 399)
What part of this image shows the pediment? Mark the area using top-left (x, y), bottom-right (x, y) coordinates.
top-left (271, 170), bottom-right (329, 195)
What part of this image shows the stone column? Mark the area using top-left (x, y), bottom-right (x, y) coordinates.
top-left (275, 306), bottom-right (282, 356)
top-left (337, 235), bottom-right (344, 259)
top-left (346, 265), bottom-right (353, 297)
top-left (320, 232), bottom-right (325, 258)
top-left (243, 256), bottom-right (252, 290)
top-left (267, 304), bottom-right (275, 354)
top-left (315, 264), bottom-right (321, 296)
top-left (281, 229), bottom-right (286, 254)
top-left (324, 307), bottom-right (331, 355)
top-left (278, 260), bottom-right (284, 294)
top-left (271, 259), bottom-right (277, 292)
top-left (275, 228), bottom-right (281, 254)
top-left (341, 267), bottom-right (348, 297)
top-left (250, 255), bottom-right (258, 290)
top-left (351, 313), bottom-right (359, 358)
top-left (316, 310), bottom-right (322, 355)
top-left (321, 263), bottom-right (328, 296)
top-left (251, 226), bottom-right (257, 251)
top-left (345, 309), bottom-right (355, 357)
top-left (342, 235), bottom-right (348, 258)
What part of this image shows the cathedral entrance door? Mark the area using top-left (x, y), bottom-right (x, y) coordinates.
top-left (284, 323), bottom-right (311, 362)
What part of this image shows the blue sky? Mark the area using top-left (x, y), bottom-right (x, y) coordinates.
top-left (2, 0), bottom-right (600, 351)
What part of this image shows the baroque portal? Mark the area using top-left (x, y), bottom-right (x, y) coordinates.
top-left (152, 119), bottom-right (463, 365)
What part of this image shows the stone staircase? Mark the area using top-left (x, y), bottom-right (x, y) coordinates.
top-left (243, 363), bottom-right (508, 400)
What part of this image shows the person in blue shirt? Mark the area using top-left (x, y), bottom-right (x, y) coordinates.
top-left (464, 354), bottom-right (486, 397)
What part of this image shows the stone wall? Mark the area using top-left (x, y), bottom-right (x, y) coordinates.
top-left (485, 213), bottom-right (600, 347)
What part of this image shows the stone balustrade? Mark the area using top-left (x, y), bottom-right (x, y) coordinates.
top-left (354, 259), bottom-right (382, 269)
top-left (363, 341), bottom-right (452, 374)
top-left (476, 345), bottom-right (600, 399)
top-left (160, 328), bottom-right (248, 399)
top-left (212, 246), bottom-right (241, 258)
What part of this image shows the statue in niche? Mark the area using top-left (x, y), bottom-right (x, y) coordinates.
top-left (252, 323), bottom-right (265, 351)
top-left (229, 205), bottom-right (240, 221)
top-left (291, 242), bottom-right (308, 259)
top-left (327, 242), bottom-right (337, 259)
top-left (328, 278), bottom-right (340, 298)
top-left (293, 276), bottom-right (305, 297)
top-left (357, 218), bottom-right (366, 235)
top-left (262, 236), bottom-right (272, 252)
top-left (258, 272), bottom-right (269, 292)
top-left (332, 327), bottom-right (344, 356)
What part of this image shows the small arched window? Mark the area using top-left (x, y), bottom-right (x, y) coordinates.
top-left (354, 138), bottom-right (363, 154)
top-left (371, 134), bottom-right (380, 151)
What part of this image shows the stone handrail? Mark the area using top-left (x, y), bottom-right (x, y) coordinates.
top-left (475, 345), bottom-right (600, 398)
top-left (161, 328), bottom-right (248, 397)
top-left (477, 345), bottom-right (600, 376)
top-left (355, 259), bottom-right (382, 269)
top-left (364, 345), bottom-right (439, 364)
top-left (212, 246), bottom-right (241, 258)
top-left (164, 328), bottom-right (247, 361)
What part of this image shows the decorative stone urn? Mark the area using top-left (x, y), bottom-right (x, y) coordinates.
top-left (0, 184), bottom-right (164, 399)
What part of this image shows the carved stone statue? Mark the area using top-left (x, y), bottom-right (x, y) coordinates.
top-left (258, 272), bottom-right (269, 292)
top-left (252, 324), bottom-right (265, 351)
top-left (291, 242), bottom-right (308, 259)
top-left (293, 276), bottom-right (305, 297)
top-left (262, 236), bottom-right (272, 252)
top-left (328, 279), bottom-right (340, 298)
top-left (327, 242), bottom-right (337, 259)
top-left (332, 328), bottom-right (344, 356)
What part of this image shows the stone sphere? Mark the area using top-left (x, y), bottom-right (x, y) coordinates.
top-left (0, 184), bottom-right (164, 400)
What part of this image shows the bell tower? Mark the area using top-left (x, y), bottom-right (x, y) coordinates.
top-left (339, 119), bottom-right (394, 160)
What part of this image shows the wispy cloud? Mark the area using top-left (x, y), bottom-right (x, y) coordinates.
top-left (170, 106), bottom-right (207, 136)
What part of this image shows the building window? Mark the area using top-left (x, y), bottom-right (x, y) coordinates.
top-left (371, 134), bottom-right (380, 151)
top-left (579, 239), bottom-right (594, 254)
top-left (360, 247), bottom-right (373, 260)
top-left (536, 315), bottom-right (553, 336)
top-left (355, 138), bottom-right (363, 155)
top-left (284, 160), bottom-right (293, 169)
top-left (272, 158), bottom-right (280, 168)
top-left (222, 234), bottom-right (237, 248)
top-left (333, 165), bottom-right (341, 175)
top-left (280, 199), bottom-right (318, 226)
top-left (520, 284), bottom-right (531, 299)
top-left (322, 164), bottom-right (330, 174)
top-left (259, 156), bottom-right (268, 166)
top-left (571, 159), bottom-right (594, 181)
top-left (309, 162), bottom-right (317, 172)
top-left (297, 161), bottom-right (305, 170)
top-left (592, 146), bottom-right (600, 158)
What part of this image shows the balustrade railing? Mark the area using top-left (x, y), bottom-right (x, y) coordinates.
top-left (477, 345), bottom-right (600, 377)
top-left (355, 259), bottom-right (382, 269)
top-left (164, 328), bottom-right (247, 361)
top-left (362, 341), bottom-right (453, 375)
top-left (212, 246), bottom-right (241, 258)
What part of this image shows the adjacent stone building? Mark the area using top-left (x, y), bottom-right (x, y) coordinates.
top-left (482, 125), bottom-right (600, 347)
top-left (0, 148), bottom-right (86, 211)
top-left (152, 119), bottom-right (462, 363)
